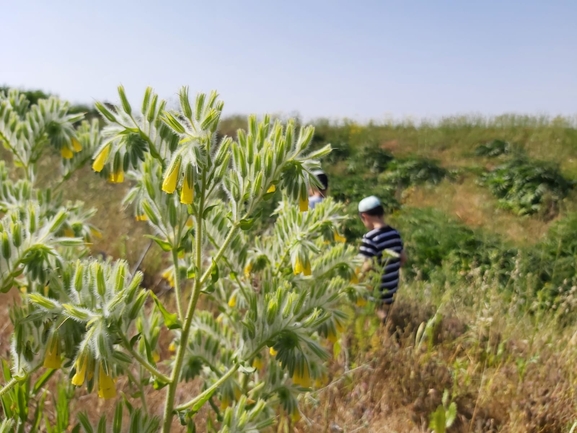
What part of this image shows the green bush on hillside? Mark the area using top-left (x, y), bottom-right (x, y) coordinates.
top-left (379, 157), bottom-right (449, 190)
top-left (389, 207), bottom-right (516, 281)
top-left (479, 157), bottom-right (574, 217)
top-left (474, 139), bottom-right (513, 157)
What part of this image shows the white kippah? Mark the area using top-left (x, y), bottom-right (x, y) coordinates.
top-left (358, 196), bottom-right (382, 213)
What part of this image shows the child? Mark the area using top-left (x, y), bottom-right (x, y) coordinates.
top-left (357, 195), bottom-right (407, 321)
top-left (308, 170), bottom-right (329, 209)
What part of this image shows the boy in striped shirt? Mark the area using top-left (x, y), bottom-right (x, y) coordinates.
top-left (358, 196), bottom-right (407, 321)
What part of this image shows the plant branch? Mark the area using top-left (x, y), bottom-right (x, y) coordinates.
top-left (174, 363), bottom-right (240, 412)
top-left (171, 248), bottom-right (184, 320)
top-left (0, 378), bottom-right (18, 398)
top-left (120, 334), bottom-right (171, 384)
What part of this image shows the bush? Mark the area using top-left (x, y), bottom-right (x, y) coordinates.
top-left (474, 139), bottom-right (513, 157)
top-left (379, 158), bottom-right (449, 190)
top-left (479, 157), bottom-right (574, 217)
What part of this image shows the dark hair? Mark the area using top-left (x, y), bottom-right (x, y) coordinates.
top-left (315, 172), bottom-right (329, 192)
top-left (361, 205), bottom-right (385, 217)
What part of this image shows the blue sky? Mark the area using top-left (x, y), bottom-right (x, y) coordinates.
top-left (2, 0), bottom-right (576, 121)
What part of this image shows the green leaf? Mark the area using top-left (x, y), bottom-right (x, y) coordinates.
top-left (239, 218), bottom-right (256, 231)
top-left (129, 333), bottom-right (142, 347)
top-left (428, 405), bottom-right (446, 433)
top-left (77, 413), bottom-right (94, 433)
top-left (150, 292), bottom-right (182, 330)
top-left (446, 402), bottom-right (457, 428)
top-left (211, 262), bottom-right (219, 284)
top-left (144, 235), bottom-right (172, 252)
top-left (113, 401), bottom-right (123, 433)
top-left (97, 415), bottom-right (106, 433)
top-left (33, 369), bottom-right (56, 395)
top-left (203, 205), bottom-right (218, 218)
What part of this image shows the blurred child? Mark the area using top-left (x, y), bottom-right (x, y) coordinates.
top-left (309, 170), bottom-right (328, 209)
top-left (357, 195), bottom-right (407, 321)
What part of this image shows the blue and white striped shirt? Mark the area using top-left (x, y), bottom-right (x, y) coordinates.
top-left (359, 226), bottom-right (404, 304)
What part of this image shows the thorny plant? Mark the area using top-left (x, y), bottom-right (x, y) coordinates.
top-left (0, 86), bottom-right (366, 432)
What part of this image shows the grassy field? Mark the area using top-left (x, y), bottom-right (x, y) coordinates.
top-left (2, 111), bottom-right (577, 432)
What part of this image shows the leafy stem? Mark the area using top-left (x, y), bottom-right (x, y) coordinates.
top-left (0, 377), bottom-right (18, 399)
top-left (174, 363), bottom-right (240, 412)
top-left (119, 334), bottom-right (171, 384)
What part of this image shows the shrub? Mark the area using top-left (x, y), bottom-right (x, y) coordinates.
top-left (379, 158), bottom-right (449, 190)
top-left (474, 139), bottom-right (512, 157)
top-left (479, 157), bottom-right (574, 217)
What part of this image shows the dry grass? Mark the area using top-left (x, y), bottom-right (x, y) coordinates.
top-left (401, 178), bottom-right (554, 246)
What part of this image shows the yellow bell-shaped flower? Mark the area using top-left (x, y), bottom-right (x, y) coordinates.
top-left (267, 184), bottom-right (276, 193)
top-left (291, 408), bottom-right (302, 423)
top-left (269, 347), bottom-right (278, 357)
top-left (292, 364), bottom-right (311, 387)
top-left (135, 214), bottom-right (148, 222)
top-left (92, 144), bottom-right (110, 172)
top-left (162, 159), bottom-right (181, 194)
top-left (180, 173), bottom-right (194, 204)
top-left (303, 260), bottom-right (312, 276)
top-left (71, 354), bottom-right (88, 386)
top-left (334, 232), bottom-right (346, 243)
top-left (355, 297), bottom-right (367, 307)
top-left (61, 146), bottom-right (74, 159)
top-left (228, 294), bottom-right (237, 308)
top-left (298, 196), bottom-right (309, 212)
top-left (220, 394), bottom-right (230, 410)
top-left (293, 257), bottom-right (304, 275)
top-left (71, 138), bottom-right (83, 152)
top-left (169, 342), bottom-right (176, 352)
top-left (97, 364), bottom-right (116, 399)
top-left (244, 262), bottom-right (252, 279)
top-left (252, 356), bottom-right (263, 370)
top-left (43, 335), bottom-right (61, 370)
top-left (327, 329), bottom-right (338, 344)
top-left (108, 168), bottom-right (124, 183)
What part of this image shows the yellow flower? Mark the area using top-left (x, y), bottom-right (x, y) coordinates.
top-left (152, 351), bottom-right (160, 363)
top-left (267, 184), bottom-right (276, 193)
top-left (355, 297), bottom-right (367, 307)
top-left (291, 408), bottom-right (302, 423)
top-left (71, 138), bottom-right (82, 152)
top-left (90, 228), bottom-right (102, 239)
top-left (162, 159), bottom-right (181, 194)
top-left (234, 388), bottom-right (241, 401)
top-left (109, 168), bottom-right (124, 183)
top-left (92, 144), bottom-right (110, 172)
top-left (314, 372), bottom-right (328, 388)
top-left (228, 294), bottom-right (237, 308)
top-left (220, 395), bottom-right (230, 410)
top-left (135, 214), bottom-right (148, 222)
top-left (97, 364), bottom-right (116, 399)
top-left (303, 260), bottom-right (312, 276)
top-left (293, 257), bottom-right (304, 275)
top-left (169, 342), bottom-right (176, 352)
top-left (186, 217), bottom-right (194, 227)
top-left (269, 347), bottom-right (278, 357)
top-left (64, 228), bottom-right (75, 237)
top-left (252, 356), bottom-right (263, 370)
top-left (244, 262), bottom-right (252, 279)
top-left (334, 232), bottom-right (346, 243)
top-left (180, 173), bottom-right (194, 204)
top-left (327, 329), bottom-right (338, 344)
top-left (335, 321), bottom-right (345, 333)
top-left (162, 269), bottom-right (174, 288)
top-left (71, 354), bottom-right (88, 386)
top-left (61, 146), bottom-right (74, 159)
top-left (43, 335), bottom-right (61, 370)
top-left (292, 365), bottom-right (311, 387)
top-left (298, 196), bottom-right (309, 212)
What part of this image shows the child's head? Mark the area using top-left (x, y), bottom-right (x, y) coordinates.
top-left (358, 196), bottom-right (385, 229)
top-left (310, 170), bottom-right (329, 197)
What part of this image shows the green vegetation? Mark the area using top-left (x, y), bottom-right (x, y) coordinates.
top-left (1, 85), bottom-right (577, 432)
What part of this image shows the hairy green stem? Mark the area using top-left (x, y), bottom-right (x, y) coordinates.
top-left (161, 173), bottom-right (242, 432)
top-left (0, 378), bottom-right (18, 398)
top-left (171, 248), bottom-right (184, 320)
top-left (120, 334), bottom-right (171, 384)
top-left (174, 363), bottom-right (240, 412)
top-left (161, 171), bottom-right (207, 433)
